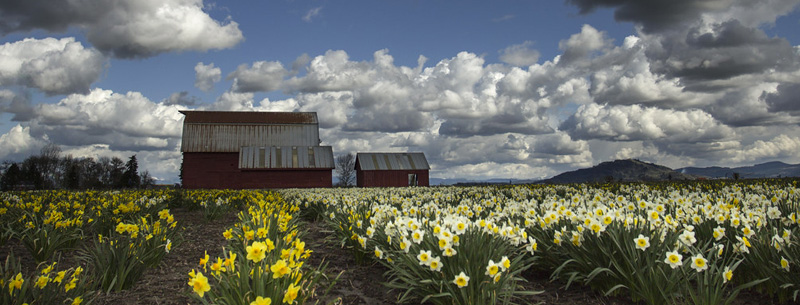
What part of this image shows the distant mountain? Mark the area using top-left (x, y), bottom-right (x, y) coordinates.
top-left (430, 178), bottom-right (540, 186)
top-left (543, 159), bottom-right (695, 184)
top-left (678, 161), bottom-right (800, 179)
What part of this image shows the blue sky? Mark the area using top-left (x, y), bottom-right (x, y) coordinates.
top-left (2, 0), bottom-right (800, 183)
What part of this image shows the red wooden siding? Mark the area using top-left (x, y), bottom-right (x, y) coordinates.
top-left (356, 169), bottom-right (429, 187)
top-left (182, 153), bottom-right (332, 189)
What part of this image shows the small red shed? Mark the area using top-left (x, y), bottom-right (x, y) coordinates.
top-left (180, 111), bottom-right (333, 189)
top-left (355, 152), bottom-right (430, 187)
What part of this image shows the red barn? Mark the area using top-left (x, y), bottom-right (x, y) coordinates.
top-left (180, 111), bottom-right (333, 189)
top-left (355, 152), bottom-right (430, 187)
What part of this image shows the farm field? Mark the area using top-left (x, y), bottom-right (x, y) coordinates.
top-left (0, 179), bottom-right (798, 305)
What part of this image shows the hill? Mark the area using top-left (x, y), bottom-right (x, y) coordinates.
top-left (543, 159), bottom-right (694, 184)
top-left (677, 161), bottom-right (800, 179)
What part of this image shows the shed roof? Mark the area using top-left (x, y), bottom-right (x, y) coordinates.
top-left (356, 152), bottom-right (430, 171)
top-left (239, 146), bottom-right (334, 169)
top-left (180, 111), bottom-right (318, 124)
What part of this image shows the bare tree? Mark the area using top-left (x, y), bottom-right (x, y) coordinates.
top-left (335, 153), bottom-right (356, 187)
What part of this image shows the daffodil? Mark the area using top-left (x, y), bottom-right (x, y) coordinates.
top-left (412, 230), bottom-right (424, 244)
top-left (35, 275), bottom-right (49, 289)
top-left (690, 254), bottom-right (707, 272)
top-left (8, 273), bottom-right (23, 295)
top-left (251, 296), bottom-right (272, 305)
top-left (418, 250), bottom-right (432, 266)
top-left (283, 283), bottom-right (301, 304)
top-left (247, 241), bottom-right (268, 262)
top-left (780, 257), bottom-right (790, 272)
top-left (429, 256), bottom-right (443, 272)
top-left (634, 234), bottom-right (650, 251)
top-left (485, 260), bottom-right (500, 276)
top-left (271, 259), bottom-right (291, 278)
top-left (188, 271), bottom-right (211, 298)
top-left (452, 271), bottom-right (469, 288)
top-left (526, 237), bottom-right (537, 254)
top-left (664, 250), bottom-right (683, 269)
top-left (500, 256), bottom-right (511, 272)
top-left (722, 266), bottom-right (733, 283)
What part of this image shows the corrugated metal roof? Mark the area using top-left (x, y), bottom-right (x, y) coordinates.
top-left (239, 146), bottom-right (334, 169)
top-left (180, 111), bottom-right (318, 124)
top-left (356, 152), bottom-right (430, 170)
top-left (181, 124), bottom-right (320, 152)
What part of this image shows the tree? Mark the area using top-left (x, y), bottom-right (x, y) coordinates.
top-left (39, 143), bottom-right (62, 188)
top-left (1, 162), bottom-right (21, 191)
top-left (108, 157), bottom-right (125, 188)
top-left (140, 170), bottom-right (155, 189)
top-left (121, 155), bottom-right (140, 188)
top-left (335, 153), bottom-right (356, 187)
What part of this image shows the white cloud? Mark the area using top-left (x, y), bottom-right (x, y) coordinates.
top-left (499, 41), bottom-right (540, 67)
top-left (0, 37), bottom-right (105, 95)
top-left (34, 89), bottom-right (184, 139)
top-left (0, 0), bottom-right (244, 58)
top-left (228, 61), bottom-right (288, 92)
top-left (558, 24), bottom-right (611, 65)
top-left (194, 62), bottom-right (221, 92)
top-left (0, 124), bottom-right (46, 160)
top-left (561, 104), bottom-right (734, 143)
top-left (735, 134), bottom-right (800, 162)
top-left (303, 6), bottom-right (323, 22)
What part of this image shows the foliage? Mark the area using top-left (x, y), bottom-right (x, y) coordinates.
top-left (80, 208), bottom-right (181, 292)
top-left (189, 191), bottom-right (333, 305)
top-left (0, 252), bottom-right (93, 305)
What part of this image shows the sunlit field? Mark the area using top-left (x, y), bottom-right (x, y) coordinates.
top-left (1, 179), bottom-right (799, 304)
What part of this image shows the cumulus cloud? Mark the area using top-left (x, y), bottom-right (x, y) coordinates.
top-left (735, 134), bottom-right (800, 162)
top-left (0, 124), bottom-right (46, 160)
top-left (0, 0), bottom-right (243, 58)
top-left (27, 88), bottom-right (184, 150)
top-left (194, 62), bottom-right (221, 92)
top-left (228, 61), bottom-right (288, 92)
top-left (499, 41), bottom-right (540, 66)
top-left (764, 83), bottom-right (800, 113)
top-left (560, 104), bottom-right (733, 143)
top-left (558, 24), bottom-right (611, 65)
top-left (0, 37), bottom-right (105, 95)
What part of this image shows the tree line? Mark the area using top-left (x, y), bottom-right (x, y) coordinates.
top-left (0, 144), bottom-right (154, 191)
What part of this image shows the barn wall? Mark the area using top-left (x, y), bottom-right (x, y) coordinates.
top-left (182, 153), bottom-right (332, 189)
top-left (356, 169), bottom-right (429, 187)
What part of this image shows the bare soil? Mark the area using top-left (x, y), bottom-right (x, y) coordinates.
top-left (1, 207), bottom-right (792, 305)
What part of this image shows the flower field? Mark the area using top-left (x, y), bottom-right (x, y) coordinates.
top-left (0, 179), bottom-right (799, 304)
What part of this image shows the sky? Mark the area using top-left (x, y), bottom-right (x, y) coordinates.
top-left (1, 0), bottom-right (800, 184)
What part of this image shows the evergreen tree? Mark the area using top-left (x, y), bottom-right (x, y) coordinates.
top-left (121, 155), bottom-right (140, 188)
top-left (1, 163), bottom-right (21, 191)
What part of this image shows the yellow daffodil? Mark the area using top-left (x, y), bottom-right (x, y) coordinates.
top-left (271, 259), bottom-right (291, 278)
top-left (251, 296), bottom-right (272, 305)
top-left (247, 241), bottom-right (268, 263)
top-left (188, 271), bottom-right (211, 298)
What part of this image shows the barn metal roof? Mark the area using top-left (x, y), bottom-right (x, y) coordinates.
top-left (239, 146), bottom-right (334, 169)
top-left (181, 124), bottom-right (320, 152)
top-left (356, 152), bottom-right (430, 170)
top-left (180, 111), bottom-right (318, 124)
top-left (180, 111), bottom-right (321, 152)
